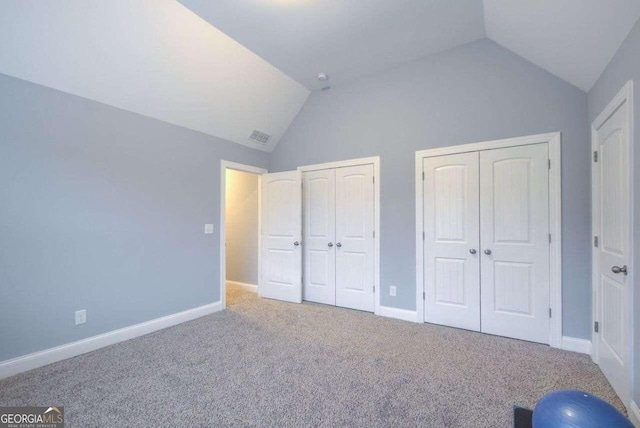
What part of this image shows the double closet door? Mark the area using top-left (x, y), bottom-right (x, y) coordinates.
top-left (423, 143), bottom-right (551, 344)
top-left (303, 164), bottom-right (375, 312)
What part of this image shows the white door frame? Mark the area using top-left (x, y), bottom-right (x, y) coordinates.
top-left (590, 81), bottom-right (634, 405)
top-left (298, 156), bottom-right (381, 315)
top-left (415, 132), bottom-right (563, 348)
top-left (220, 160), bottom-right (268, 309)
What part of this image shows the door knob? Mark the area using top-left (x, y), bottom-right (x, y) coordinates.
top-left (328, 242), bottom-right (334, 247)
top-left (294, 241), bottom-right (300, 247)
top-left (336, 242), bottom-right (342, 248)
top-left (469, 249), bottom-right (477, 254)
top-left (484, 249), bottom-right (492, 255)
top-left (611, 265), bottom-right (628, 275)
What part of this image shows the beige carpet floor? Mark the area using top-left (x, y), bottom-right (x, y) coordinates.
top-left (0, 284), bottom-right (623, 427)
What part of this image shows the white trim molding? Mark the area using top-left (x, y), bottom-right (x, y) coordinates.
top-left (226, 280), bottom-right (258, 293)
top-left (220, 160), bottom-right (268, 309)
top-left (560, 336), bottom-right (592, 355)
top-left (590, 80), bottom-right (634, 410)
top-left (298, 156), bottom-right (381, 316)
top-left (630, 401), bottom-right (640, 427)
top-left (415, 132), bottom-right (563, 348)
top-left (0, 302), bottom-right (222, 380)
top-left (378, 306), bottom-right (419, 323)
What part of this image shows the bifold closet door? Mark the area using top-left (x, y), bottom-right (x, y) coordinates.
top-left (302, 169), bottom-right (336, 305)
top-left (335, 164), bottom-right (375, 312)
top-left (423, 152), bottom-right (481, 331)
top-left (479, 144), bottom-right (550, 344)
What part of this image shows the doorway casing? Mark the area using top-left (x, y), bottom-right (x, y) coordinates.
top-left (220, 160), bottom-right (268, 309)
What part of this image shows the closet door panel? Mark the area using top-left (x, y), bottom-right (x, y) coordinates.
top-left (302, 169), bottom-right (336, 305)
top-left (335, 164), bottom-right (375, 312)
top-left (423, 152), bottom-right (480, 331)
top-left (479, 144), bottom-right (550, 344)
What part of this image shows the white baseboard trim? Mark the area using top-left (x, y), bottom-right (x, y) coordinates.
top-left (377, 305), bottom-right (418, 323)
top-left (560, 336), bottom-right (592, 355)
top-left (226, 280), bottom-right (258, 293)
top-left (630, 401), bottom-right (640, 427)
top-left (0, 301), bottom-right (222, 380)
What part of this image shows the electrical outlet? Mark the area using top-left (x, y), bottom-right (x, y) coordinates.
top-left (204, 224), bottom-right (214, 234)
top-left (390, 285), bottom-right (397, 297)
top-left (75, 309), bottom-right (87, 325)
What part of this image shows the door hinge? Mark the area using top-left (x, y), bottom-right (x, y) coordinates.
top-left (593, 150), bottom-right (598, 162)
top-left (423, 291), bottom-right (426, 300)
top-left (373, 176), bottom-right (375, 184)
top-left (373, 286), bottom-right (375, 293)
top-left (422, 231), bottom-right (425, 240)
top-left (549, 308), bottom-right (552, 318)
top-left (422, 171), bottom-right (425, 180)
top-left (549, 233), bottom-right (551, 244)
top-left (373, 230), bottom-right (375, 238)
top-left (548, 159), bottom-right (551, 169)
top-left (594, 321), bottom-right (599, 333)
top-left (594, 236), bottom-right (599, 247)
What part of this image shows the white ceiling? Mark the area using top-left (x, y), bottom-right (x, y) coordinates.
top-left (484, 0), bottom-right (640, 91)
top-left (180, 0), bottom-right (640, 92)
top-left (178, 0), bottom-right (486, 90)
top-left (0, 0), bottom-right (309, 152)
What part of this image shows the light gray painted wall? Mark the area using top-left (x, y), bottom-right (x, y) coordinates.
top-left (587, 17), bottom-right (640, 406)
top-left (0, 73), bottom-right (269, 362)
top-left (225, 169), bottom-right (259, 285)
top-left (270, 38), bottom-right (591, 339)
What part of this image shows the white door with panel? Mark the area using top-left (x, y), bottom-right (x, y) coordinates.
top-left (302, 169), bottom-right (336, 305)
top-left (593, 98), bottom-right (631, 406)
top-left (422, 143), bottom-right (551, 344)
top-left (260, 170), bottom-right (302, 303)
top-left (302, 164), bottom-right (375, 312)
top-left (480, 144), bottom-right (550, 344)
top-left (335, 164), bottom-right (375, 312)
top-left (423, 152), bottom-right (480, 331)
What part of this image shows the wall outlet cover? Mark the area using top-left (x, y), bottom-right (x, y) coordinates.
top-left (75, 309), bottom-right (87, 325)
top-left (390, 286), bottom-right (397, 297)
top-left (204, 224), bottom-right (214, 234)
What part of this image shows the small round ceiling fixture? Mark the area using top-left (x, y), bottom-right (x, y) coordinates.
top-left (317, 73), bottom-right (329, 82)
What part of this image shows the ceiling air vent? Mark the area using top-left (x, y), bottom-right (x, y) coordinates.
top-left (248, 130), bottom-right (271, 145)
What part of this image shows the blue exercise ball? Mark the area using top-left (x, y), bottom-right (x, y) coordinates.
top-left (533, 390), bottom-right (633, 428)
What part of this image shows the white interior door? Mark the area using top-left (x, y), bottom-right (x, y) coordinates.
top-left (335, 164), bottom-right (375, 312)
top-left (423, 152), bottom-right (480, 331)
top-left (302, 169), bottom-right (336, 305)
top-left (480, 144), bottom-right (550, 344)
top-left (594, 98), bottom-right (631, 406)
top-left (260, 170), bottom-right (302, 303)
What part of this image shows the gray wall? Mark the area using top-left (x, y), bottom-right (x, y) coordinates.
top-left (270, 38), bottom-right (591, 339)
top-left (588, 18), bottom-right (640, 406)
top-left (0, 73), bottom-right (269, 362)
top-left (225, 169), bottom-right (259, 285)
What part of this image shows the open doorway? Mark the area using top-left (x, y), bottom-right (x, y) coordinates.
top-left (220, 161), bottom-right (267, 309)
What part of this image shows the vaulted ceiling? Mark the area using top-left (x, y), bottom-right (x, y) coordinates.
top-left (180, 0), bottom-right (640, 92)
top-left (2, 1), bottom-right (639, 153)
top-left (178, 0), bottom-right (486, 90)
top-left (484, 0), bottom-right (640, 92)
top-left (0, 0), bottom-right (309, 152)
